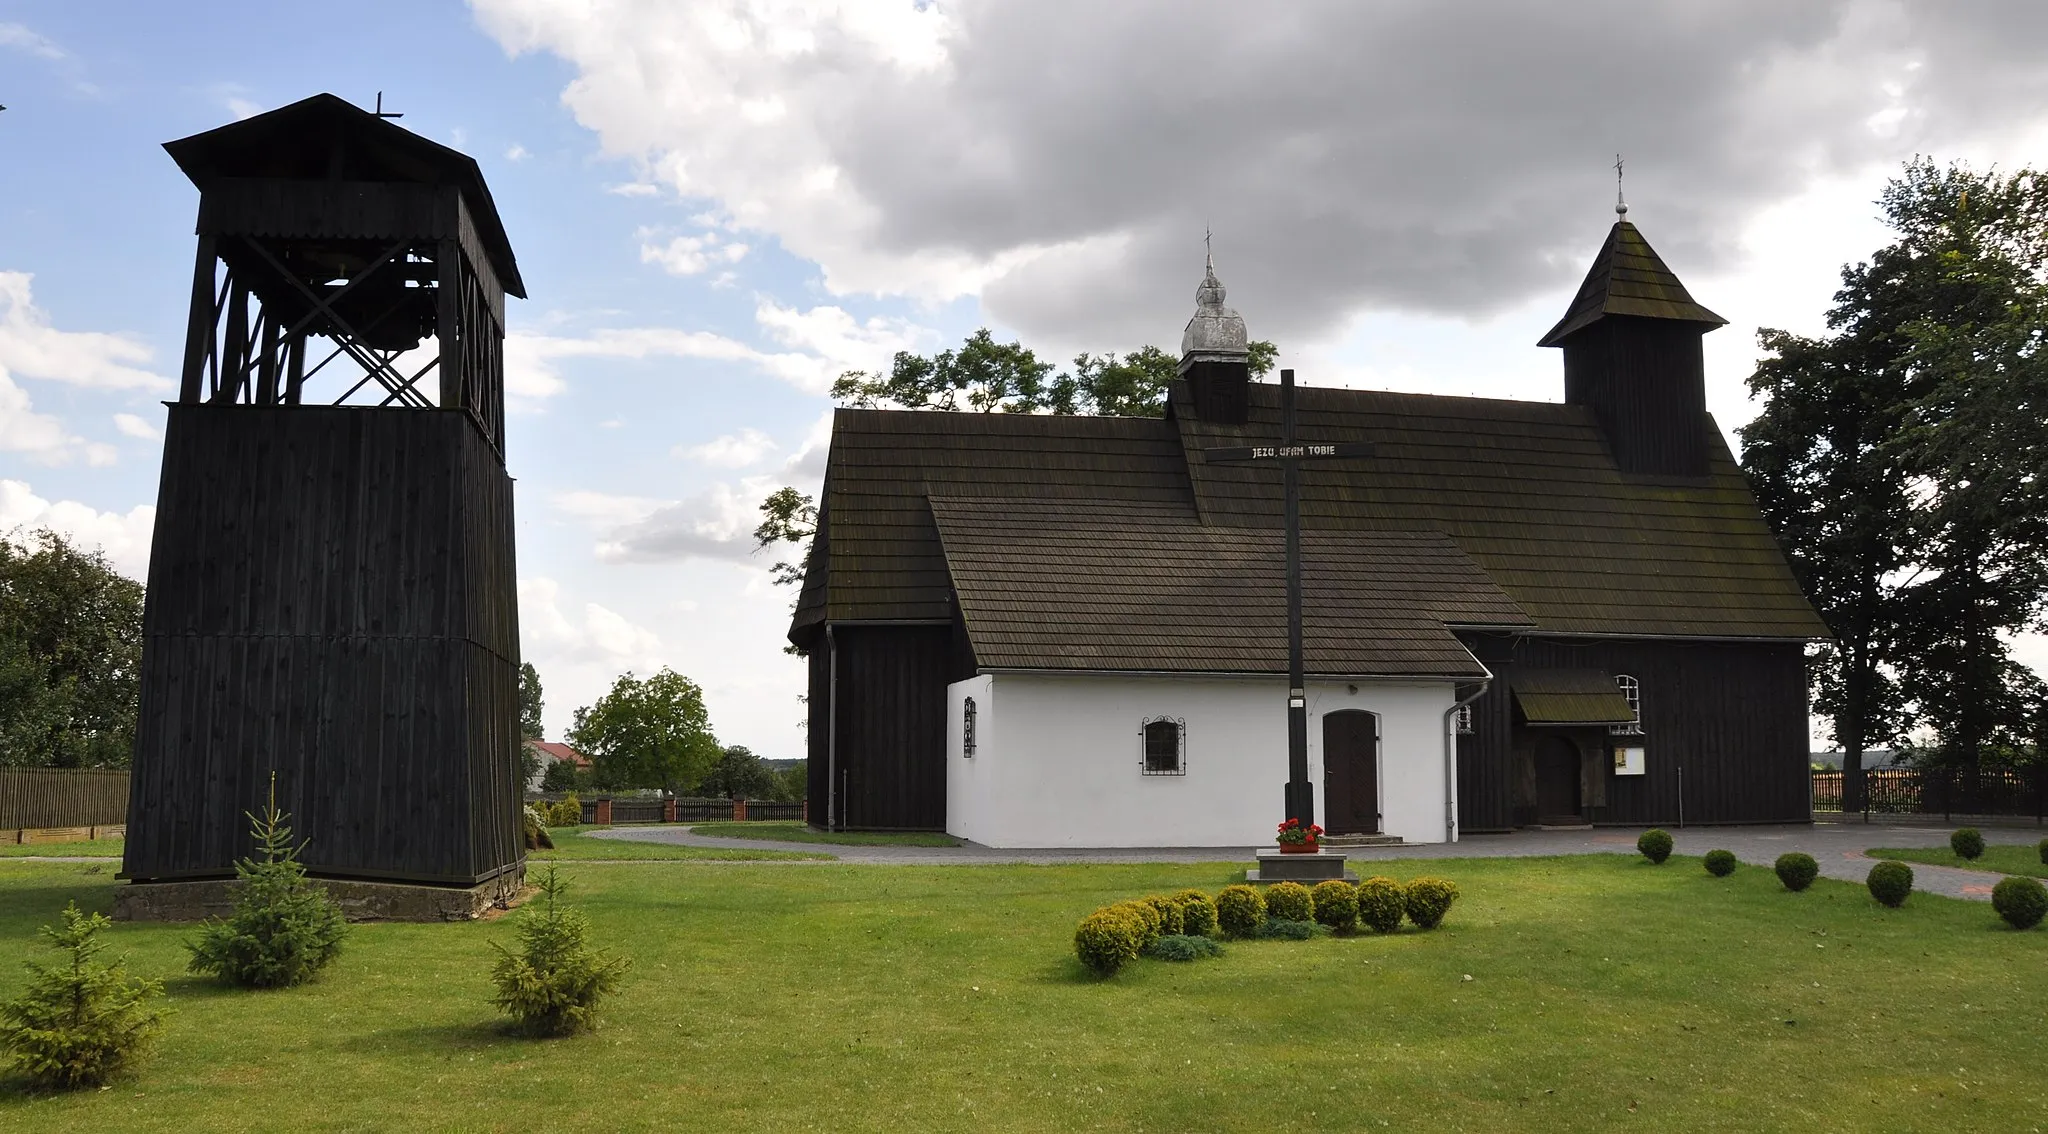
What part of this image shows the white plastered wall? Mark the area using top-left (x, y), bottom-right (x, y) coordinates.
top-left (945, 673), bottom-right (1455, 848)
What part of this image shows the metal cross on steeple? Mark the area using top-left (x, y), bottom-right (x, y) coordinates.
top-left (373, 91), bottom-right (403, 120)
top-left (1614, 153), bottom-right (1628, 218)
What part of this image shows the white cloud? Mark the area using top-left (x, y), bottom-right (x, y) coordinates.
top-left (0, 372), bottom-right (116, 467)
top-left (504, 299), bottom-right (927, 397)
top-left (0, 22), bottom-right (65, 60)
top-left (638, 229), bottom-right (749, 276)
top-left (551, 490), bottom-right (669, 529)
top-left (475, 0), bottom-right (2048, 351)
top-left (505, 143), bottom-right (531, 161)
top-left (552, 481), bottom-right (770, 566)
top-left (681, 427), bottom-right (777, 468)
top-left (0, 480), bottom-right (154, 579)
top-left (608, 182), bottom-right (660, 197)
top-left (113, 412), bottom-right (161, 441)
top-left (0, 271), bottom-right (167, 391)
top-left (518, 576), bottom-right (665, 668)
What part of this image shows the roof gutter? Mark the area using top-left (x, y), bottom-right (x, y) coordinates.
top-left (976, 666), bottom-right (1488, 682)
top-left (1441, 663), bottom-right (1493, 844)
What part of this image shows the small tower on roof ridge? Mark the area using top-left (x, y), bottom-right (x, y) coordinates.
top-left (1179, 238), bottom-right (1251, 424)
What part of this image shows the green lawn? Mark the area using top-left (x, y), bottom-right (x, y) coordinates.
top-left (0, 839), bottom-right (123, 858)
top-left (0, 854), bottom-right (2044, 1132)
top-left (1, 830), bottom-right (825, 864)
top-left (687, 819), bottom-right (962, 847)
top-left (535, 825), bottom-right (827, 862)
top-left (1871, 842), bottom-right (2048, 879)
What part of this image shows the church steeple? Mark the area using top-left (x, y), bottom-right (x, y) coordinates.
top-left (1179, 240), bottom-right (1251, 424)
top-left (1540, 217), bottom-right (1725, 477)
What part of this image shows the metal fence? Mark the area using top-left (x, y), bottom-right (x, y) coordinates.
top-left (0, 768), bottom-right (131, 829)
top-left (1813, 767), bottom-right (2046, 823)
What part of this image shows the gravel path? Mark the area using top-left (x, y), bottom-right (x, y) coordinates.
top-left (588, 820), bottom-right (2045, 901)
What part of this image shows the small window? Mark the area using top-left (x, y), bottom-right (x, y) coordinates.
top-left (1455, 704), bottom-right (1474, 734)
top-left (962, 697), bottom-right (977, 758)
top-left (1141, 717), bottom-right (1186, 776)
top-left (1609, 675), bottom-right (1643, 735)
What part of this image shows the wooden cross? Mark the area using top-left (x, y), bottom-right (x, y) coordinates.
top-left (1203, 368), bottom-right (1373, 830)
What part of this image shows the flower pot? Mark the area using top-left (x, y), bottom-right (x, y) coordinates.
top-left (1277, 842), bottom-right (1319, 854)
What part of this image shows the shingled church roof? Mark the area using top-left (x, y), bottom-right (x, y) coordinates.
top-left (789, 380), bottom-right (1828, 668)
top-left (1536, 221), bottom-right (1725, 347)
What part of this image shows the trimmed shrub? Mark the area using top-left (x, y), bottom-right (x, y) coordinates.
top-left (1637, 828), bottom-right (1675, 865)
top-left (1147, 934), bottom-right (1224, 962)
top-left (0, 903), bottom-right (168, 1090)
top-left (1143, 895), bottom-right (1186, 937)
top-left (1074, 906), bottom-right (1145, 977)
top-left (492, 866), bottom-right (631, 1033)
top-left (1109, 901), bottom-right (1163, 953)
top-left (522, 803), bottom-right (556, 851)
top-left (1173, 889), bottom-right (1219, 938)
top-left (1866, 860), bottom-right (1913, 907)
top-left (1264, 881), bottom-right (1314, 923)
top-left (1950, 828), bottom-right (1985, 861)
top-left (1991, 876), bottom-right (2047, 930)
top-left (547, 793), bottom-right (583, 828)
top-left (1355, 877), bottom-right (1406, 934)
top-left (1259, 918), bottom-right (1316, 940)
top-left (1703, 849), bottom-right (1738, 877)
top-left (1311, 879), bottom-right (1359, 932)
top-left (1215, 885), bottom-right (1267, 939)
top-left (187, 786), bottom-right (349, 989)
top-left (1404, 877), bottom-right (1460, 930)
top-left (1775, 852), bottom-right (1819, 892)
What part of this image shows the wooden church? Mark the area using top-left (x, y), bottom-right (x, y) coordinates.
top-left (789, 209), bottom-right (1828, 847)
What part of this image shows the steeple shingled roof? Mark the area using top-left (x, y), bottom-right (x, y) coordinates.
top-left (1537, 221), bottom-right (1724, 347)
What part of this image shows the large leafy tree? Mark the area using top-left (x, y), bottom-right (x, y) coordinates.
top-left (0, 531), bottom-right (144, 768)
top-left (565, 669), bottom-right (721, 795)
top-left (697, 745), bottom-right (780, 800)
top-left (1744, 159), bottom-right (2048, 784)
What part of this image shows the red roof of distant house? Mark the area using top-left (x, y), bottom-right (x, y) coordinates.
top-left (526, 741), bottom-right (591, 769)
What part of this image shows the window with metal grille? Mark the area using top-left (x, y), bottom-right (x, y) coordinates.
top-left (1455, 703), bottom-right (1474, 734)
top-left (1609, 675), bottom-right (1643, 735)
top-left (962, 697), bottom-right (977, 758)
top-left (1141, 717), bottom-right (1185, 775)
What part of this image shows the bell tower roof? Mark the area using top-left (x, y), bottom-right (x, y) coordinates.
top-left (1537, 220), bottom-right (1723, 348)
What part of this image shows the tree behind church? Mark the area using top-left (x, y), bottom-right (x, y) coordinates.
top-left (0, 531), bottom-right (143, 769)
top-left (1743, 158), bottom-right (2048, 787)
top-left (565, 669), bottom-right (721, 795)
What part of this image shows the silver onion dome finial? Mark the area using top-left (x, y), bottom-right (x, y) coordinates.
top-left (1181, 232), bottom-right (1248, 361)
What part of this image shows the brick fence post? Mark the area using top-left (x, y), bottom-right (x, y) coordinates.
top-left (802, 799), bottom-right (808, 823)
top-left (594, 797), bottom-right (613, 826)
top-left (663, 796), bottom-right (678, 823)
top-left (733, 798), bottom-right (746, 821)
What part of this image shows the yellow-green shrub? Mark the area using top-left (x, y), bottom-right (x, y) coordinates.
top-left (1174, 889), bottom-right (1220, 938)
top-left (1074, 907), bottom-right (1144, 976)
top-left (1311, 879), bottom-right (1358, 932)
top-left (1264, 881), bottom-right (1313, 923)
top-left (1356, 877), bottom-right (1406, 934)
top-left (1403, 877), bottom-right (1459, 930)
top-left (1215, 885), bottom-right (1266, 939)
top-left (1143, 895), bottom-right (1186, 937)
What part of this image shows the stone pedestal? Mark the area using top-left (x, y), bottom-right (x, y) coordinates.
top-left (1246, 848), bottom-right (1356, 883)
top-left (113, 864), bottom-right (527, 923)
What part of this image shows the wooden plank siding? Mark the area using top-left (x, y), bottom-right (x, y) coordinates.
top-left (1560, 317), bottom-right (1710, 477)
top-left (125, 405), bottom-right (522, 886)
top-left (810, 623), bottom-right (974, 831)
top-left (0, 770), bottom-right (131, 829)
top-left (1455, 634), bottom-right (1810, 831)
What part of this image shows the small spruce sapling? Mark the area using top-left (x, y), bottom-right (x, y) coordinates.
top-left (187, 777), bottom-right (349, 988)
top-left (491, 866), bottom-right (630, 1036)
top-left (0, 902), bottom-right (168, 1090)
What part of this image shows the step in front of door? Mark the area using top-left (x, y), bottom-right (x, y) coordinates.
top-left (1318, 834), bottom-right (1405, 848)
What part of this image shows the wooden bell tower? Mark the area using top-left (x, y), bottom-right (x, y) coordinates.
top-left (122, 94), bottom-right (527, 899)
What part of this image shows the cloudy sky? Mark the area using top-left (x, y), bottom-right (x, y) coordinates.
top-left (5, 0), bottom-right (2048, 754)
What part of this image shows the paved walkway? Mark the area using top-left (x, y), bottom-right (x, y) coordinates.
top-left (589, 820), bottom-right (2045, 901)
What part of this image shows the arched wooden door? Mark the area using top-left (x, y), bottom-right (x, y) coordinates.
top-left (1534, 735), bottom-right (1583, 824)
top-left (1322, 710), bottom-right (1380, 835)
